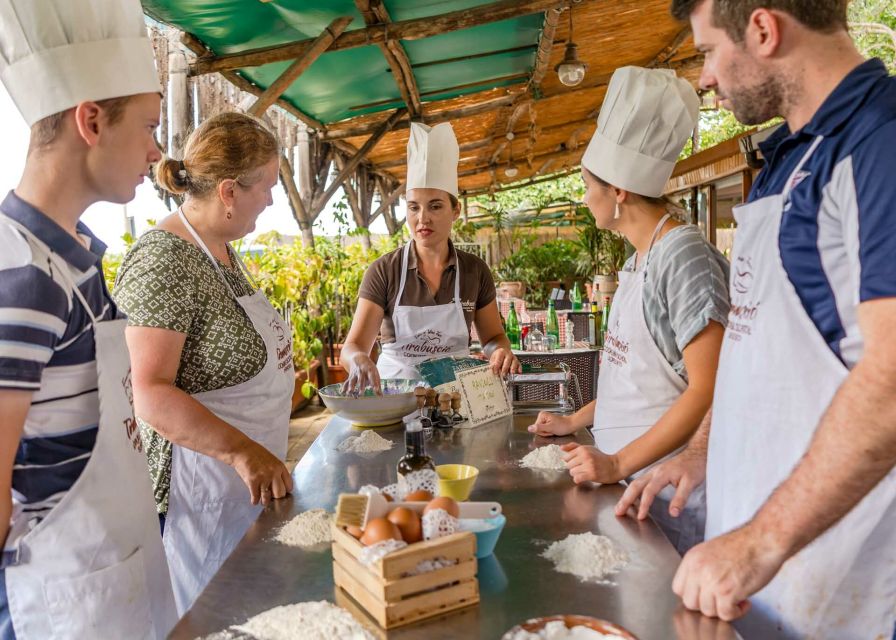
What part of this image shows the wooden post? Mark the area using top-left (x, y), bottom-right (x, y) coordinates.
top-left (247, 16), bottom-right (353, 117)
top-left (334, 154), bottom-right (373, 249)
top-left (280, 154), bottom-right (315, 247)
top-left (310, 108), bottom-right (406, 217)
top-left (168, 49), bottom-right (191, 159)
top-left (296, 122), bottom-right (313, 202)
top-left (370, 180), bottom-right (406, 224)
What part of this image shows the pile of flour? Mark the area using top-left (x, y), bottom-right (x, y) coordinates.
top-left (541, 533), bottom-right (629, 582)
top-left (233, 601), bottom-right (373, 640)
top-left (274, 509), bottom-right (332, 547)
top-left (505, 620), bottom-right (628, 640)
top-left (336, 430), bottom-right (394, 454)
top-left (521, 444), bottom-right (567, 470)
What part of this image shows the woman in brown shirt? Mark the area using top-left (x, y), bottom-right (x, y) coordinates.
top-left (341, 122), bottom-right (519, 392)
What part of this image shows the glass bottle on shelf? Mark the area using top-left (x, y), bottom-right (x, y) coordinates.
top-left (546, 300), bottom-right (560, 345)
top-left (506, 301), bottom-right (521, 350)
top-left (570, 281), bottom-right (583, 311)
top-left (588, 301), bottom-right (599, 346)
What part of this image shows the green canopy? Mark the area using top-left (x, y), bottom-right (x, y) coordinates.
top-left (144, 0), bottom-right (544, 123)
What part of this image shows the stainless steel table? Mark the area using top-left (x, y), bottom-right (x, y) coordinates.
top-left (169, 415), bottom-right (740, 640)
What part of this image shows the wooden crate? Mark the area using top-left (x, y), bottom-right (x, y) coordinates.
top-left (331, 524), bottom-right (480, 629)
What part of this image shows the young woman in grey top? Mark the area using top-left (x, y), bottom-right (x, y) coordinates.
top-left (528, 67), bottom-right (729, 554)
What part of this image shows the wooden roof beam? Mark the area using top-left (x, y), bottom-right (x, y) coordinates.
top-left (310, 107), bottom-right (406, 217)
top-left (648, 25), bottom-right (692, 67)
top-left (248, 16), bottom-right (353, 117)
top-left (463, 167), bottom-right (578, 197)
top-left (324, 93), bottom-right (518, 140)
top-left (181, 32), bottom-right (327, 131)
top-left (458, 144), bottom-right (580, 179)
top-left (374, 115), bottom-right (596, 170)
top-left (355, 0), bottom-right (423, 118)
top-left (190, 0), bottom-right (570, 76)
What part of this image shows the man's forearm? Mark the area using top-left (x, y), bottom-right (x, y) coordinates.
top-left (686, 407), bottom-right (711, 458)
top-left (752, 360), bottom-right (896, 557)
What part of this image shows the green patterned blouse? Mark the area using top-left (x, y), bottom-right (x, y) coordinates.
top-left (114, 230), bottom-right (267, 514)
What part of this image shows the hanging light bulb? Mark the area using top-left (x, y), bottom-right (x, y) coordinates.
top-left (555, 6), bottom-right (587, 87)
top-left (504, 133), bottom-right (518, 177)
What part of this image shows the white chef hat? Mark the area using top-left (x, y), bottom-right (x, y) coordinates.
top-left (0, 0), bottom-right (161, 127)
top-left (406, 122), bottom-right (459, 197)
top-left (581, 66), bottom-right (699, 198)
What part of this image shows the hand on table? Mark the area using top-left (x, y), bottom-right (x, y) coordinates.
top-left (526, 411), bottom-right (577, 437)
top-left (614, 446), bottom-right (706, 520)
top-left (673, 523), bottom-right (787, 621)
top-left (561, 442), bottom-right (622, 484)
top-left (488, 347), bottom-right (521, 376)
top-left (231, 439), bottom-right (294, 506)
top-left (342, 353), bottom-right (381, 396)
top-left (672, 605), bottom-right (740, 640)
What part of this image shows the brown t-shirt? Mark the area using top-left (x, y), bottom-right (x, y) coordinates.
top-left (358, 241), bottom-right (497, 345)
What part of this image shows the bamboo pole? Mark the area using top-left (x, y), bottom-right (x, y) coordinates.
top-left (190, 0), bottom-right (573, 76)
top-left (247, 16), bottom-right (353, 117)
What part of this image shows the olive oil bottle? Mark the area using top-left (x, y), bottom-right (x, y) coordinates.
top-left (397, 418), bottom-right (436, 480)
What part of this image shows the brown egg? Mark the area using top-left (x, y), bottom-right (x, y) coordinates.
top-left (360, 517), bottom-right (402, 547)
top-left (423, 496), bottom-right (460, 518)
top-left (387, 507), bottom-right (422, 543)
top-left (405, 490), bottom-right (433, 502)
top-left (346, 525), bottom-right (363, 540)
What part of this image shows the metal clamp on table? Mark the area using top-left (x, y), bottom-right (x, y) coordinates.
top-left (506, 361), bottom-right (582, 414)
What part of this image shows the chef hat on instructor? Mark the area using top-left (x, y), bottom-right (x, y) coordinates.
top-left (0, 0), bottom-right (161, 127)
top-left (406, 122), bottom-right (460, 197)
top-left (581, 66), bottom-right (699, 198)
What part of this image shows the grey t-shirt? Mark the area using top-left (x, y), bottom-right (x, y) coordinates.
top-left (622, 224), bottom-right (730, 381)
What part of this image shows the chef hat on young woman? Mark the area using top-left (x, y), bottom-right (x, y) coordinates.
top-left (0, 0), bottom-right (161, 126)
top-left (581, 66), bottom-right (699, 198)
top-left (406, 121), bottom-right (460, 197)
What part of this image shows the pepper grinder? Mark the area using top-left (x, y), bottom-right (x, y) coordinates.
top-left (414, 387), bottom-right (433, 437)
top-left (436, 393), bottom-right (454, 429)
top-left (425, 388), bottom-right (438, 421)
top-left (450, 391), bottom-right (465, 424)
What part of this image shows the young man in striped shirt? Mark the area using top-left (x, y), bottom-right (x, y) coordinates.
top-left (0, 0), bottom-right (177, 637)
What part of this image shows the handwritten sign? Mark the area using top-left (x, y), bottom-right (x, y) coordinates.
top-left (455, 364), bottom-right (512, 427)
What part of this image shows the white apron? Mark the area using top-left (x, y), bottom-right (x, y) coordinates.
top-left (593, 214), bottom-right (705, 554)
top-left (2, 216), bottom-right (177, 639)
top-left (163, 210), bottom-right (294, 614)
top-left (376, 241), bottom-right (471, 380)
top-left (706, 136), bottom-right (896, 639)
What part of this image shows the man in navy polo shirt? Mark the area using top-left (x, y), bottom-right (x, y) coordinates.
top-left (615, 0), bottom-right (896, 637)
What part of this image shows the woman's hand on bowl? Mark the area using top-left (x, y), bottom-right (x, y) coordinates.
top-left (342, 353), bottom-right (381, 396)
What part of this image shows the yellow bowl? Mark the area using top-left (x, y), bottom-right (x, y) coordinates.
top-left (437, 464), bottom-right (479, 501)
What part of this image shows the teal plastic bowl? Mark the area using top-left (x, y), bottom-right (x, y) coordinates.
top-left (468, 514), bottom-right (506, 559)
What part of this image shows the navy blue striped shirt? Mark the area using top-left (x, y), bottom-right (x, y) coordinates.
top-left (753, 59), bottom-right (896, 367)
top-left (0, 191), bottom-right (119, 556)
